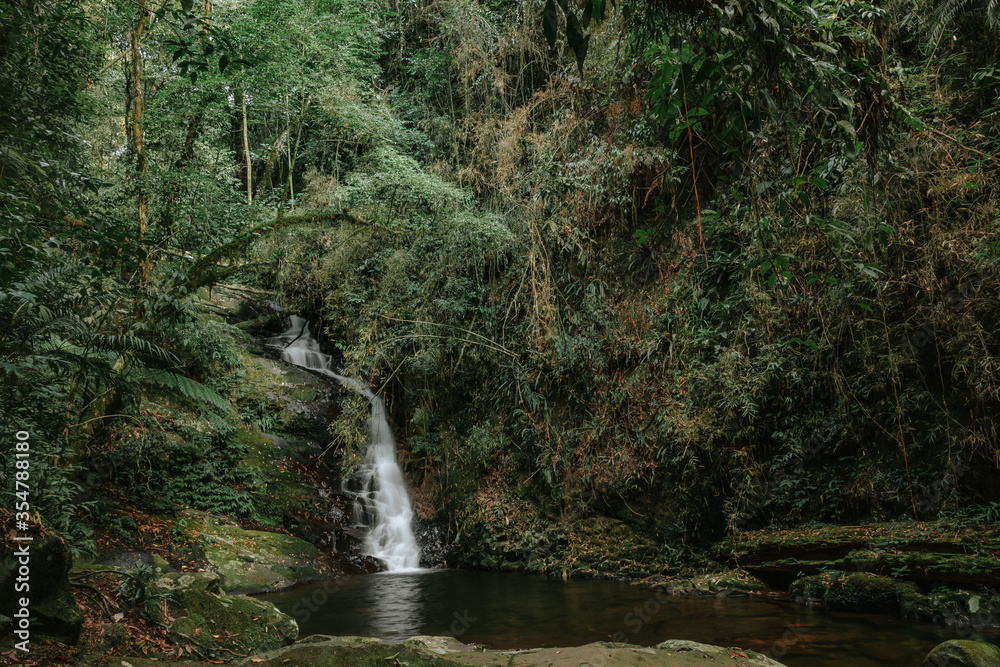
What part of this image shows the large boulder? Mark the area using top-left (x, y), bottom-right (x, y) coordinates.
top-left (0, 535), bottom-right (84, 643)
top-left (150, 571), bottom-right (297, 657)
top-left (922, 640), bottom-right (1000, 667)
top-left (180, 510), bottom-right (328, 594)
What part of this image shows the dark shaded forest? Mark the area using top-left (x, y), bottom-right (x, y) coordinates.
top-left (3, 0), bottom-right (1000, 663)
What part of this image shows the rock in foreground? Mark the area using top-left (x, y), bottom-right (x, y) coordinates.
top-left (232, 635), bottom-right (788, 667)
top-left (150, 571), bottom-right (297, 657)
top-left (922, 640), bottom-right (1000, 667)
top-left (0, 535), bottom-right (84, 643)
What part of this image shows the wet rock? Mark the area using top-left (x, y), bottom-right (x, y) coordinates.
top-left (0, 535), bottom-right (84, 643)
top-left (340, 553), bottom-right (386, 575)
top-left (151, 571), bottom-right (297, 657)
top-left (649, 570), bottom-right (767, 597)
top-left (922, 640), bottom-right (1000, 667)
top-left (414, 518), bottom-right (450, 568)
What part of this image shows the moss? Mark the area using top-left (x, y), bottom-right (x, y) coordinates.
top-left (922, 639), bottom-right (1000, 667)
top-left (239, 636), bottom-right (465, 667)
top-left (790, 571), bottom-right (919, 613)
top-left (91, 622), bottom-right (130, 651)
top-left (655, 570), bottom-right (767, 596)
top-left (180, 511), bottom-right (325, 594)
top-left (151, 571), bottom-right (297, 657)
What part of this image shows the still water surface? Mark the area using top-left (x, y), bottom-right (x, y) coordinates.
top-left (259, 569), bottom-right (998, 667)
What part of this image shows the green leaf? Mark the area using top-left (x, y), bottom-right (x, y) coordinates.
top-left (837, 120), bottom-right (856, 137)
top-left (594, 0), bottom-right (606, 23)
top-left (219, 54), bottom-right (229, 72)
top-left (564, 9), bottom-right (589, 73)
top-left (543, 0), bottom-right (558, 48)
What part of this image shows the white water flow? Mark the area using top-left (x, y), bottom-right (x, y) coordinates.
top-left (273, 316), bottom-right (421, 572)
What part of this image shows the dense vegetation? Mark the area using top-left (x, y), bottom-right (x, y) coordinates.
top-left (2, 0), bottom-right (999, 577)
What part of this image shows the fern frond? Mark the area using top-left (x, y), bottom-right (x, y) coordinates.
top-left (84, 333), bottom-right (176, 366)
top-left (928, 0), bottom-right (976, 43)
top-left (138, 369), bottom-right (234, 414)
top-left (988, 0), bottom-right (1000, 27)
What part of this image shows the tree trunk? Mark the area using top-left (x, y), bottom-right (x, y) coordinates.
top-left (129, 0), bottom-right (149, 285)
top-left (242, 83), bottom-right (252, 204)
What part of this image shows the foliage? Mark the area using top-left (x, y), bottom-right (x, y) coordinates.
top-left (5, 0), bottom-right (1000, 571)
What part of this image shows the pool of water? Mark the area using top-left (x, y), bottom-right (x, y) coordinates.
top-left (258, 569), bottom-right (998, 667)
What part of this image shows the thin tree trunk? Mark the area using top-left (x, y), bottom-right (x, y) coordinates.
top-left (286, 96), bottom-right (293, 209)
top-left (286, 92), bottom-right (310, 210)
top-left (130, 0), bottom-right (149, 285)
top-left (241, 83), bottom-right (252, 204)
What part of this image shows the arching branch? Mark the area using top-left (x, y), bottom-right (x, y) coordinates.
top-left (184, 211), bottom-right (371, 290)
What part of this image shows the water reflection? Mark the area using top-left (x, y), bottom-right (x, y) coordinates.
top-left (336, 570), bottom-right (435, 639)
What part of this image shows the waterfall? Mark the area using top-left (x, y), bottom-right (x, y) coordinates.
top-left (273, 316), bottom-right (422, 571)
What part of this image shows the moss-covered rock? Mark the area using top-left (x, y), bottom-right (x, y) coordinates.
top-left (0, 535), bottom-right (84, 643)
top-left (790, 571), bottom-right (919, 613)
top-left (922, 640), bottom-right (1000, 667)
top-left (151, 571), bottom-right (297, 657)
top-left (648, 570), bottom-right (768, 597)
top-left (903, 585), bottom-right (1000, 626)
top-left (233, 635), bottom-right (790, 667)
top-left (180, 510), bottom-right (327, 593)
top-left (723, 523), bottom-right (1000, 588)
top-left (463, 514), bottom-right (677, 578)
top-left (92, 622), bottom-right (130, 650)
top-left (655, 640), bottom-right (784, 666)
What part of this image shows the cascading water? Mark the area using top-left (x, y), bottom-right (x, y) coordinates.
top-left (272, 316), bottom-right (421, 571)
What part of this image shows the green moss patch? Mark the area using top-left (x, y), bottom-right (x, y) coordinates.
top-left (921, 640), bottom-right (1000, 667)
top-left (790, 571), bottom-right (920, 613)
top-left (723, 522), bottom-right (1000, 589)
top-left (151, 571), bottom-right (298, 658)
top-left (180, 510), bottom-right (328, 594)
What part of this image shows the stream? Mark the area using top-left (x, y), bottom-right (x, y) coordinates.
top-left (259, 569), bottom-right (1000, 667)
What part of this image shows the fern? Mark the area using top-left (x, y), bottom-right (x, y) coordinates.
top-left (928, 0), bottom-right (1000, 42)
top-left (138, 369), bottom-right (235, 414)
